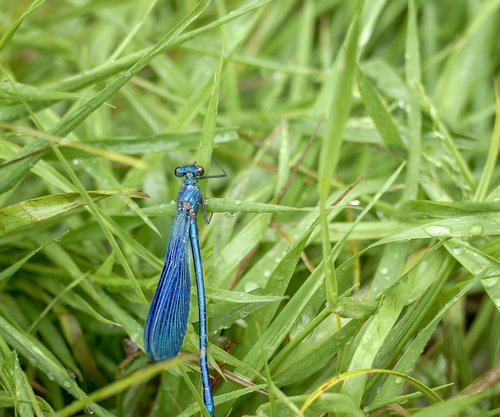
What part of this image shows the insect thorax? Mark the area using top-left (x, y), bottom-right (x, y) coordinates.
top-left (177, 183), bottom-right (201, 217)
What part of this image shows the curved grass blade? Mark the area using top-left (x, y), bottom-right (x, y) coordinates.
top-left (0, 188), bottom-right (146, 236)
top-left (51, 355), bottom-right (190, 417)
top-left (301, 368), bottom-right (441, 414)
top-left (0, 0), bottom-right (211, 194)
top-left (0, 0), bottom-right (47, 52)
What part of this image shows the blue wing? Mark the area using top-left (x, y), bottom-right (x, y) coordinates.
top-left (144, 210), bottom-right (191, 362)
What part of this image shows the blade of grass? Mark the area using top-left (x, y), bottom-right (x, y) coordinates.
top-left (357, 66), bottom-right (404, 149)
top-left (302, 368), bottom-right (441, 413)
top-left (340, 243), bottom-right (446, 406)
top-left (240, 163), bottom-right (404, 374)
top-left (197, 47), bottom-right (224, 171)
top-left (0, 188), bottom-right (145, 236)
top-left (473, 86), bottom-right (500, 201)
top-left (403, 0), bottom-right (422, 200)
top-left (0, 0), bottom-right (212, 194)
top-left (373, 258), bottom-right (484, 402)
top-left (411, 388), bottom-right (496, 417)
top-left (0, 316), bottom-right (115, 417)
top-left (318, 7), bottom-right (360, 307)
top-left (51, 357), bottom-right (190, 417)
top-left (0, 0), bottom-right (47, 52)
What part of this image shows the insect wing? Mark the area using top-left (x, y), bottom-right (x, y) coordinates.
top-left (144, 211), bottom-right (191, 362)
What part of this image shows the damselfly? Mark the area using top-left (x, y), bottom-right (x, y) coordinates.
top-left (144, 163), bottom-right (226, 417)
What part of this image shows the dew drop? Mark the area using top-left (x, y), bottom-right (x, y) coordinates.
top-left (424, 225), bottom-right (452, 237)
top-left (469, 224), bottom-right (483, 236)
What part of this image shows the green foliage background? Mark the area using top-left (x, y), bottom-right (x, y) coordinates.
top-left (0, 0), bottom-right (499, 416)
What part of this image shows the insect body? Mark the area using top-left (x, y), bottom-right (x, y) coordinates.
top-left (144, 163), bottom-right (225, 417)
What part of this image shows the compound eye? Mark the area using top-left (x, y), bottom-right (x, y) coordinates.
top-left (195, 166), bottom-right (205, 176)
top-left (174, 167), bottom-right (183, 177)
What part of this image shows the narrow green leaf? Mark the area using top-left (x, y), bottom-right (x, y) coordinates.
top-left (241, 163), bottom-right (404, 375)
top-left (197, 47), bottom-right (224, 171)
top-left (0, 233), bottom-right (65, 285)
top-left (357, 66), bottom-right (403, 148)
top-left (397, 200), bottom-right (500, 219)
top-left (206, 294), bottom-right (285, 333)
top-left (372, 212), bottom-right (500, 245)
top-left (0, 0), bottom-right (47, 52)
top-left (0, 0), bottom-right (272, 124)
top-left (51, 357), bottom-right (187, 417)
top-left (341, 246), bottom-right (446, 405)
top-left (272, 319), bottom-right (365, 386)
top-left (257, 393), bottom-right (363, 417)
top-left (0, 0), bottom-right (211, 194)
top-left (318, 8), bottom-right (360, 198)
top-left (0, 316), bottom-right (114, 417)
top-left (318, 8), bottom-right (360, 306)
top-left (1, 351), bottom-right (43, 417)
top-left (303, 368), bottom-right (441, 414)
top-left (445, 239), bottom-right (500, 310)
top-left (243, 224), bottom-right (316, 348)
top-left (177, 385), bottom-right (267, 417)
top-left (207, 213), bottom-right (272, 288)
top-left (68, 130), bottom-right (238, 155)
top-left (289, 0), bottom-right (314, 102)
top-left (205, 198), bottom-right (318, 213)
top-left (473, 86), bottom-right (500, 201)
top-left (374, 263), bottom-right (484, 403)
top-left (0, 188), bottom-right (146, 236)
top-left (35, 276), bottom-right (116, 326)
top-left (0, 82), bottom-right (78, 103)
top-left (403, 0), bottom-right (422, 200)
top-left (411, 389), bottom-right (496, 417)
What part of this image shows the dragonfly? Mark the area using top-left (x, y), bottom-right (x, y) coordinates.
top-left (144, 163), bottom-right (226, 417)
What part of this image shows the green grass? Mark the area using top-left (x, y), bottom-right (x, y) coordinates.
top-left (0, 0), bottom-right (499, 416)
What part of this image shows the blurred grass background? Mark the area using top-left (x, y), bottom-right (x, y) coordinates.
top-left (0, 0), bottom-right (499, 416)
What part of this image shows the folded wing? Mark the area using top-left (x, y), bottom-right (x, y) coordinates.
top-left (144, 211), bottom-right (191, 362)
